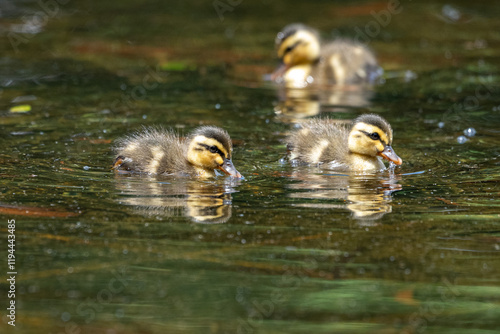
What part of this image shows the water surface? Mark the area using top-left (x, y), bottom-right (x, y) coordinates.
top-left (1, 0), bottom-right (500, 333)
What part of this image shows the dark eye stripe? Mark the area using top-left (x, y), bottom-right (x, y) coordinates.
top-left (198, 143), bottom-right (226, 159)
top-left (360, 130), bottom-right (387, 146)
top-left (283, 41), bottom-right (301, 55)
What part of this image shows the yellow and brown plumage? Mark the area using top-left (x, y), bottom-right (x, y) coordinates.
top-left (272, 24), bottom-right (382, 87)
top-left (287, 114), bottom-right (402, 172)
top-left (113, 126), bottom-right (242, 178)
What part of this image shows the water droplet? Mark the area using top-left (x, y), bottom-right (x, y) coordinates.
top-left (83, 166), bottom-right (91, 170)
top-left (463, 127), bottom-right (476, 137)
top-left (404, 70), bottom-right (417, 81)
top-left (215, 103), bottom-right (221, 109)
top-left (61, 312), bottom-right (71, 322)
top-left (442, 5), bottom-right (461, 22)
top-left (457, 135), bottom-right (468, 144)
top-left (438, 122), bottom-right (445, 128)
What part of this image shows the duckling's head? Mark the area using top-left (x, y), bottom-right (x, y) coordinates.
top-left (274, 24), bottom-right (321, 75)
top-left (187, 126), bottom-right (242, 178)
top-left (348, 114), bottom-right (402, 165)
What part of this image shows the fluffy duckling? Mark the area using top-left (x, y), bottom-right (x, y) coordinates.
top-left (272, 24), bottom-right (381, 87)
top-left (113, 126), bottom-right (242, 178)
top-left (287, 114), bottom-right (402, 172)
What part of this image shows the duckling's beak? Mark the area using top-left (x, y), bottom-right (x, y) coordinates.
top-left (218, 159), bottom-right (242, 179)
top-left (270, 62), bottom-right (289, 81)
top-left (378, 146), bottom-right (402, 165)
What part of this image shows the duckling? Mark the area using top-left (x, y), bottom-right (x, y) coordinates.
top-left (287, 114), bottom-right (402, 172)
top-left (272, 24), bottom-right (382, 87)
top-left (113, 126), bottom-right (242, 178)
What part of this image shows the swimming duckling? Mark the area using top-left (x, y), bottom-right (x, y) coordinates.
top-left (272, 24), bottom-right (381, 87)
top-left (113, 126), bottom-right (242, 178)
top-left (287, 114), bottom-right (402, 172)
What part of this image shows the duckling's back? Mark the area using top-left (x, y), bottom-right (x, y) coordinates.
top-left (287, 119), bottom-right (350, 167)
top-left (113, 127), bottom-right (188, 175)
top-left (316, 39), bottom-right (381, 85)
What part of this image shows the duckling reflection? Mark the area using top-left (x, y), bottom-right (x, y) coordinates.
top-left (274, 86), bottom-right (375, 123)
top-left (114, 174), bottom-right (240, 224)
top-left (287, 171), bottom-right (402, 221)
top-left (275, 88), bottom-right (320, 122)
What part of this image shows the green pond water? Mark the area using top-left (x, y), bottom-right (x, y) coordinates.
top-left (1, 0), bottom-right (500, 333)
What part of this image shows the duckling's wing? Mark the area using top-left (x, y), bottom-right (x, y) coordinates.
top-left (320, 40), bottom-right (381, 85)
top-left (113, 127), bottom-right (188, 175)
top-left (288, 119), bottom-right (350, 165)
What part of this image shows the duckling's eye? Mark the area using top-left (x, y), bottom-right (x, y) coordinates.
top-left (209, 146), bottom-right (218, 153)
top-left (284, 41), bottom-right (301, 54)
top-left (369, 132), bottom-right (380, 140)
